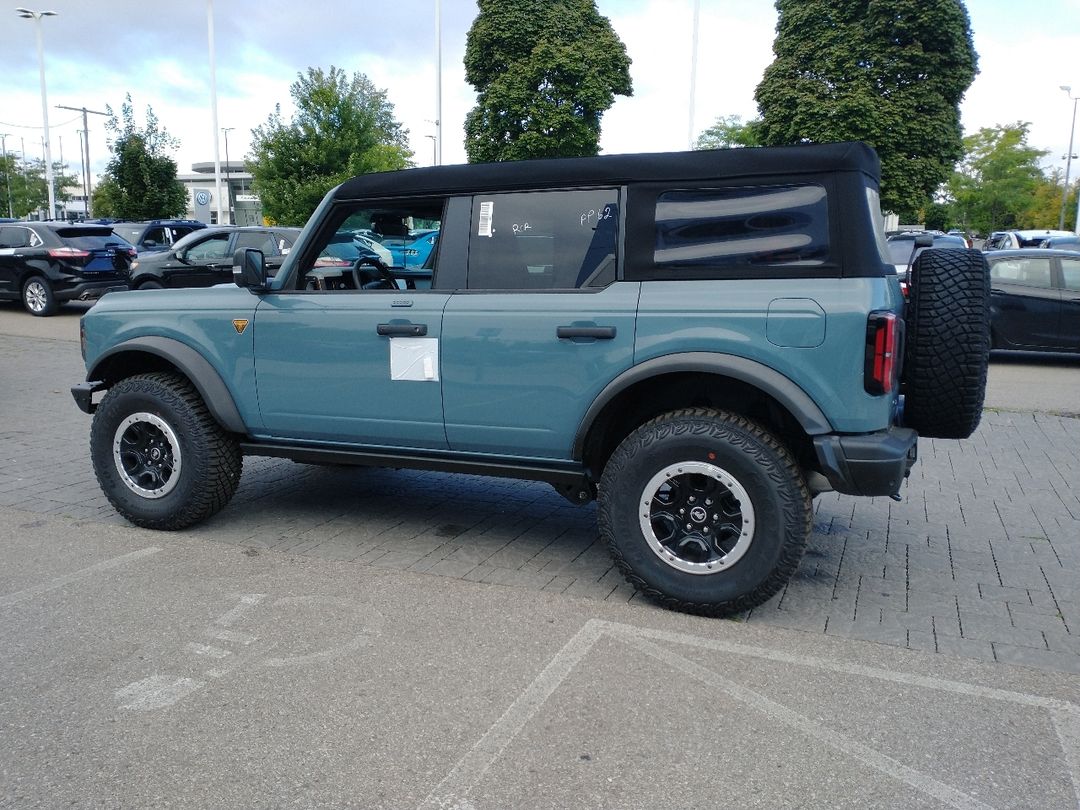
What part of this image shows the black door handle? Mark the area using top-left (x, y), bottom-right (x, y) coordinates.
top-left (556, 325), bottom-right (616, 340)
top-left (377, 323), bottom-right (428, 337)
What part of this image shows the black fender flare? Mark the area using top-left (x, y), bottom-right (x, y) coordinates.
top-left (572, 352), bottom-right (832, 460)
top-left (88, 336), bottom-right (246, 434)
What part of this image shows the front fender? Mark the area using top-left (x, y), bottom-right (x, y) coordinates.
top-left (87, 336), bottom-right (247, 434)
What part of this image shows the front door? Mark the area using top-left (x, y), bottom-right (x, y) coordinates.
top-left (252, 290), bottom-right (450, 447)
top-left (989, 255), bottom-right (1061, 348)
top-left (252, 198), bottom-right (452, 449)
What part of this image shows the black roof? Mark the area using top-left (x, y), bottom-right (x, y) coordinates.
top-left (334, 141), bottom-right (882, 200)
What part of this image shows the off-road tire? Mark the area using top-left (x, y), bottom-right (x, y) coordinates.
top-left (137, 279), bottom-right (164, 290)
top-left (22, 276), bottom-right (57, 316)
top-left (598, 408), bottom-right (811, 617)
top-left (90, 372), bottom-right (243, 529)
top-left (902, 249), bottom-right (990, 440)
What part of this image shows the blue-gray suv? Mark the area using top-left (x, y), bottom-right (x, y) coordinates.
top-left (71, 142), bottom-right (990, 616)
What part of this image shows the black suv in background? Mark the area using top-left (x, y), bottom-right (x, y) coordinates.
top-left (0, 222), bottom-right (135, 315)
top-left (128, 226), bottom-right (301, 289)
top-left (106, 220), bottom-right (206, 254)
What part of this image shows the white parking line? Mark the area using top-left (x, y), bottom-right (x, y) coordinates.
top-left (0, 547), bottom-right (161, 608)
top-left (420, 619), bottom-right (1080, 810)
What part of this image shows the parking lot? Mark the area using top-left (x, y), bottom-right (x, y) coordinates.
top-left (2, 302), bottom-right (1080, 807)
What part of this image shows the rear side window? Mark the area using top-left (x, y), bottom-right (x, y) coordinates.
top-left (467, 189), bottom-right (618, 290)
top-left (653, 184), bottom-right (830, 269)
top-left (989, 258), bottom-right (1052, 288)
top-left (1062, 258), bottom-right (1080, 291)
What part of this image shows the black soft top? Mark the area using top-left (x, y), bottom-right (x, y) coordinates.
top-left (334, 141), bottom-right (881, 199)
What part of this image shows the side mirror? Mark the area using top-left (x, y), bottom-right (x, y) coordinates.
top-left (233, 248), bottom-right (268, 291)
top-left (914, 234), bottom-right (934, 248)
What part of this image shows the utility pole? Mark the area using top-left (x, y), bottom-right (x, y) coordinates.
top-left (221, 127), bottom-right (234, 224)
top-left (0, 133), bottom-right (13, 217)
top-left (56, 105), bottom-right (108, 218)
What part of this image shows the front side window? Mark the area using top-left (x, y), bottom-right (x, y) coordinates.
top-left (294, 201), bottom-right (443, 291)
top-left (184, 233), bottom-right (231, 262)
top-left (654, 184), bottom-right (830, 269)
top-left (467, 189), bottom-right (618, 290)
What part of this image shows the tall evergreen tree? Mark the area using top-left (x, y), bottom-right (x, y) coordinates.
top-left (755, 0), bottom-right (977, 219)
top-left (95, 96), bottom-right (188, 220)
top-left (248, 67), bottom-right (412, 226)
top-left (464, 0), bottom-right (632, 162)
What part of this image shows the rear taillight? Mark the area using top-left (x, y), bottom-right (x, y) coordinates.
top-left (864, 311), bottom-right (899, 395)
top-left (48, 247), bottom-right (91, 258)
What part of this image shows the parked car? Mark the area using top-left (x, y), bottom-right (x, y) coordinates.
top-left (128, 226), bottom-right (301, 289)
top-left (946, 229), bottom-right (972, 248)
top-left (987, 248), bottom-right (1080, 352)
top-left (73, 141), bottom-right (990, 617)
top-left (1037, 235), bottom-right (1080, 251)
top-left (984, 229), bottom-right (1074, 251)
top-left (886, 232), bottom-right (967, 296)
top-left (887, 232), bottom-right (967, 272)
top-left (107, 219), bottom-right (206, 254)
top-left (0, 221), bottom-right (135, 315)
top-left (382, 229), bottom-right (440, 269)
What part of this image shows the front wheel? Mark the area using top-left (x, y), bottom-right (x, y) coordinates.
top-left (598, 409), bottom-right (811, 616)
top-left (90, 372), bottom-right (243, 529)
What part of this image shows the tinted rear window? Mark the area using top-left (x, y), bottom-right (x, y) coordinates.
top-left (54, 228), bottom-right (134, 250)
top-left (654, 184), bottom-right (830, 269)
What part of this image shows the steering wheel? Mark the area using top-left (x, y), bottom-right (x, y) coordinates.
top-left (354, 257), bottom-right (397, 290)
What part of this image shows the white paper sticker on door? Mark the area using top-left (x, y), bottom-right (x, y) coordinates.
top-left (390, 338), bottom-right (439, 381)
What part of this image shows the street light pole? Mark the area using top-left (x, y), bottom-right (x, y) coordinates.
top-left (17, 7), bottom-right (57, 220)
top-left (0, 133), bottom-right (13, 218)
top-left (1059, 86), bottom-right (1078, 232)
top-left (221, 127), bottom-right (234, 224)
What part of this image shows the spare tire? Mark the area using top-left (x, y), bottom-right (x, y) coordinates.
top-left (901, 248), bottom-right (990, 440)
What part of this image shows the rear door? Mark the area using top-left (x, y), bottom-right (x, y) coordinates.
top-left (440, 188), bottom-right (637, 460)
top-left (988, 255), bottom-right (1061, 348)
top-left (0, 225), bottom-right (35, 298)
top-left (1059, 255), bottom-right (1080, 351)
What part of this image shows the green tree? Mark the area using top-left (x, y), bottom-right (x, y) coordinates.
top-left (95, 95), bottom-right (188, 220)
top-left (694, 115), bottom-right (762, 150)
top-left (248, 66), bottom-right (412, 226)
top-left (0, 154), bottom-right (77, 219)
top-left (463, 0), bottom-right (632, 162)
top-left (946, 122), bottom-right (1047, 234)
top-left (755, 0), bottom-right (978, 219)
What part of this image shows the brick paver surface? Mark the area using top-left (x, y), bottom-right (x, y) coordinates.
top-left (3, 325), bottom-right (1079, 673)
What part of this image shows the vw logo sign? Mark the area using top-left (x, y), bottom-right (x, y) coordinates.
top-left (195, 190), bottom-right (210, 206)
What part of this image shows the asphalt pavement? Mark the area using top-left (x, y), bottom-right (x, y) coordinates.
top-left (1, 301), bottom-right (1079, 808)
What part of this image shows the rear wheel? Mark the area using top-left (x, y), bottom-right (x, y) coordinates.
top-left (598, 409), bottom-right (811, 616)
top-left (902, 249), bottom-right (990, 439)
top-left (90, 373), bottom-right (242, 529)
top-left (22, 276), bottom-right (57, 316)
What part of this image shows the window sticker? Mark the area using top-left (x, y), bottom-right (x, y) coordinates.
top-left (478, 201), bottom-right (494, 237)
top-left (390, 338), bottom-right (439, 382)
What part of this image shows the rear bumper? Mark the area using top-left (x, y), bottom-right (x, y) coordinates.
top-left (54, 277), bottom-right (128, 303)
top-left (813, 427), bottom-right (917, 498)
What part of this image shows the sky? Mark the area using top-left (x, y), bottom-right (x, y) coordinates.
top-left (1, 0), bottom-right (1079, 193)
